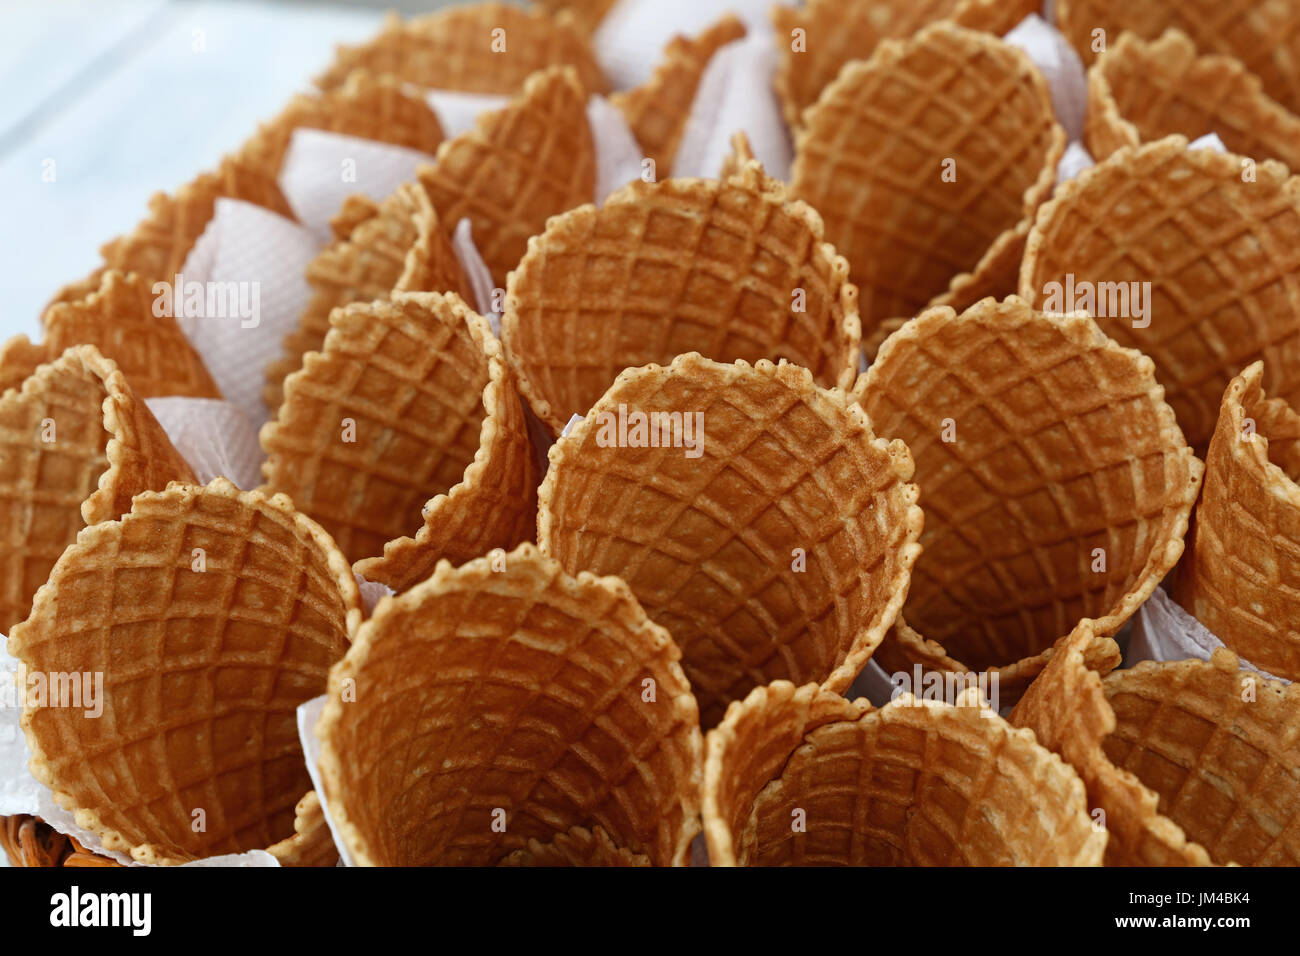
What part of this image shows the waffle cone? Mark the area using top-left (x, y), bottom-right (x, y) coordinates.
top-left (0, 346), bottom-right (195, 633)
top-left (496, 826), bottom-right (649, 866)
top-left (417, 65), bottom-right (596, 288)
top-left (37, 270), bottom-right (221, 400)
top-left (502, 163), bottom-right (862, 435)
top-left (1086, 30), bottom-right (1300, 173)
top-left (329, 195), bottom-right (380, 241)
top-left (0, 336), bottom-right (55, 395)
top-left (7, 479), bottom-right (360, 865)
top-left (718, 131), bottom-right (756, 180)
top-left (610, 16), bottom-right (747, 175)
top-left (1172, 363), bottom-right (1300, 681)
top-left (264, 181), bottom-right (468, 411)
top-left (262, 291), bottom-right (537, 586)
top-left (316, 5), bottom-right (607, 96)
top-left (791, 23), bottom-right (1064, 339)
top-left (854, 297), bottom-right (1202, 683)
top-left (537, 353), bottom-right (923, 726)
top-left (1012, 622), bottom-right (1300, 865)
top-left (1020, 135), bottom-right (1300, 451)
top-left (703, 680), bottom-right (1105, 865)
top-left (772, 0), bottom-right (1042, 133)
top-left (315, 543), bottom-right (702, 866)
top-left (1056, 0), bottom-right (1300, 116)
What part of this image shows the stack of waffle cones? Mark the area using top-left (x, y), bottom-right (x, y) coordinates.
top-left (1012, 622), bottom-right (1300, 866)
top-left (703, 680), bottom-right (1106, 865)
top-left (1172, 363), bottom-right (1300, 682)
top-left (855, 297), bottom-right (1201, 698)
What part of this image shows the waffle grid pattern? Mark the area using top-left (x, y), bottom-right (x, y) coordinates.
top-left (539, 355), bottom-right (921, 726)
top-left (1173, 364), bottom-right (1300, 680)
top-left (418, 66), bottom-right (596, 288)
top-left (317, 544), bottom-right (702, 866)
top-left (1102, 654), bottom-right (1300, 866)
top-left (1087, 30), bottom-right (1300, 173)
top-left (262, 293), bottom-right (491, 563)
top-left (792, 22), bottom-right (1062, 330)
top-left (1021, 137), bottom-right (1300, 451)
top-left (316, 4), bottom-right (608, 96)
top-left (858, 300), bottom-right (1200, 671)
top-left (1057, 0), bottom-right (1300, 116)
top-left (503, 166), bottom-right (860, 434)
top-left (8, 481), bottom-right (355, 864)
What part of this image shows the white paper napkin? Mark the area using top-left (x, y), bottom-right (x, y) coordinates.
top-left (1129, 587), bottom-right (1288, 683)
top-left (145, 397), bottom-right (264, 490)
top-left (297, 694), bottom-right (355, 867)
top-left (1005, 14), bottom-right (1088, 143)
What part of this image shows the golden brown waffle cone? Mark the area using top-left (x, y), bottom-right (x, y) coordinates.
top-left (234, 70), bottom-right (446, 192)
top-left (263, 181), bottom-right (468, 411)
top-left (316, 5), bottom-right (608, 96)
top-left (1056, 0), bottom-right (1300, 117)
top-left (36, 270), bottom-right (221, 400)
top-left (771, 0), bottom-right (1042, 133)
top-left (530, 0), bottom-right (617, 36)
top-left (791, 23), bottom-right (1064, 340)
top-left (610, 15), bottom-right (747, 175)
top-left (0, 336), bottom-right (54, 395)
top-left (7, 478), bottom-right (361, 865)
top-left (853, 297), bottom-right (1201, 686)
top-left (496, 826), bottom-right (650, 866)
top-left (1020, 135), bottom-right (1300, 452)
top-left (418, 65), bottom-right (596, 288)
top-left (1172, 363), bottom-right (1300, 682)
top-left (0, 346), bottom-right (195, 633)
top-left (502, 163), bottom-right (862, 435)
top-left (329, 194), bottom-right (380, 241)
top-left (1012, 622), bottom-right (1300, 865)
top-left (262, 291), bottom-right (537, 585)
top-left (702, 680), bottom-right (1106, 866)
top-left (315, 543), bottom-right (702, 866)
top-left (537, 353), bottom-right (923, 727)
top-left (718, 131), bottom-right (756, 180)
top-left (1086, 30), bottom-right (1300, 173)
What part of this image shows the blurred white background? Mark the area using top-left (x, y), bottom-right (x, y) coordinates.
top-left (0, 0), bottom-right (518, 342)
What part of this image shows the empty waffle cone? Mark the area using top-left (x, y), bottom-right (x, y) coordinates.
top-left (502, 162), bottom-right (862, 435)
top-left (537, 353), bottom-right (923, 727)
top-left (418, 65), bottom-right (596, 288)
top-left (262, 291), bottom-right (537, 589)
top-left (610, 15), bottom-right (747, 175)
top-left (0, 346), bottom-right (195, 633)
top-left (1056, 0), bottom-right (1300, 116)
top-left (703, 680), bottom-right (1106, 865)
top-left (1012, 622), bottom-right (1300, 866)
top-left (1020, 135), bottom-right (1300, 451)
top-left (1086, 30), bottom-right (1300, 173)
top-left (791, 22), bottom-right (1064, 340)
top-left (33, 270), bottom-right (221, 400)
top-left (316, 4), bottom-right (607, 95)
top-left (315, 543), bottom-right (702, 866)
top-left (264, 181), bottom-right (468, 411)
top-left (771, 0), bottom-right (1042, 133)
top-left (1172, 362), bottom-right (1300, 682)
top-left (853, 297), bottom-right (1202, 689)
top-left (7, 478), bottom-right (361, 865)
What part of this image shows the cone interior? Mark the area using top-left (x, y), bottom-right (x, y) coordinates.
top-left (8, 481), bottom-right (356, 864)
top-left (857, 298), bottom-right (1200, 672)
top-left (1172, 363), bottom-right (1300, 681)
top-left (704, 682), bottom-right (1102, 866)
top-left (316, 545), bottom-right (702, 866)
top-left (539, 354), bottom-right (921, 726)
top-left (790, 22), bottom-right (1062, 331)
top-left (1020, 136), bottom-right (1300, 452)
top-left (1087, 30), bottom-right (1300, 172)
top-left (261, 293), bottom-right (491, 564)
top-left (502, 167), bottom-right (860, 434)
top-left (1101, 657), bottom-right (1300, 866)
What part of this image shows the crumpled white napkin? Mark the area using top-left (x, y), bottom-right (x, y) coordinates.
top-left (297, 695), bottom-right (355, 867)
top-left (145, 397), bottom-right (263, 490)
top-left (1128, 587), bottom-right (1288, 683)
top-left (1005, 13), bottom-right (1088, 143)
